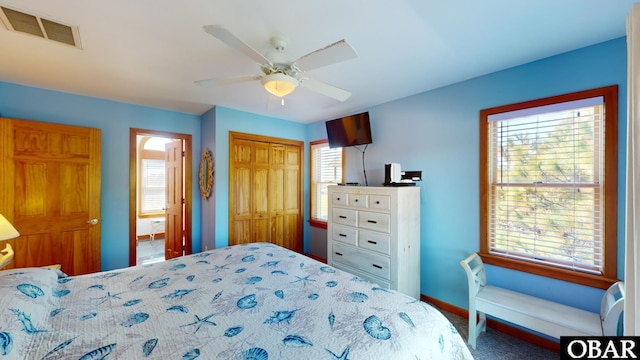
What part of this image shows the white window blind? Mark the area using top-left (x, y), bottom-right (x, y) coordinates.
top-left (311, 143), bottom-right (342, 221)
top-left (141, 159), bottom-right (166, 213)
top-left (487, 97), bottom-right (605, 274)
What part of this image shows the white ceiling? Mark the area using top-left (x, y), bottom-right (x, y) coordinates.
top-left (0, 0), bottom-right (637, 123)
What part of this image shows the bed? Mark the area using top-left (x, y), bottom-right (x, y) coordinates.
top-left (0, 242), bottom-right (473, 359)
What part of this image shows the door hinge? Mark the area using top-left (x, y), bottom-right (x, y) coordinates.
top-left (182, 151), bottom-right (185, 157)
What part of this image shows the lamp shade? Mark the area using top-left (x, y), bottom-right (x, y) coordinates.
top-left (0, 214), bottom-right (19, 241)
top-left (261, 73), bottom-right (298, 97)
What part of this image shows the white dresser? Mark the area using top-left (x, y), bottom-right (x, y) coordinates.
top-left (327, 185), bottom-right (420, 299)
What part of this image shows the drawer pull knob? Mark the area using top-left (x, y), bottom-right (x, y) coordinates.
top-left (339, 233), bottom-right (347, 237)
top-left (337, 197), bottom-right (341, 201)
top-left (376, 201), bottom-right (380, 204)
top-left (367, 240), bottom-right (377, 244)
top-left (372, 264), bottom-right (383, 269)
top-left (355, 199), bottom-right (358, 202)
top-left (339, 215), bottom-right (347, 219)
top-left (367, 220), bottom-right (377, 224)
top-left (335, 252), bottom-right (343, 256)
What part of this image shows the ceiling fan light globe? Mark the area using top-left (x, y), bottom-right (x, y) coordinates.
top-left (262, 73), bottom-right (298, 97)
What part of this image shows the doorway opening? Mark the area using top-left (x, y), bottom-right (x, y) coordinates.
top-left (129, 128), bottom-right (193, 267)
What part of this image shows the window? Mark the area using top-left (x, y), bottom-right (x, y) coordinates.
top-left (479, 85), bottom-right (618, 289)
top-left (309, 140), bottom-right (344, 228)
top-left (138, 136), bottom-right (173, 217)
top-left (140, 159), bottom-right (165, 213)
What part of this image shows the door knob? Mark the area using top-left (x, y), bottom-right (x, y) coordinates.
top-left (87, 218), bottom-right (99, 225)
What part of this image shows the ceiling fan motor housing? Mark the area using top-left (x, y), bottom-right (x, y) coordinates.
top-left (261, 63), bottom-right (299, 78)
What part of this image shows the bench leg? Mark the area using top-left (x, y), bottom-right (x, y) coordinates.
top-left (468, 309), bottom-right (488, 349)
top-left (468, 309), bottom-right (477, 349)
top-left (478, 312), bottom-right (487, 334)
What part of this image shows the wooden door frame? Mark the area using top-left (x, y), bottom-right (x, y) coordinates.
top-left (129, 128), bottom-right (192, 266)
top-left (228, 131), bottom-right (304, 251)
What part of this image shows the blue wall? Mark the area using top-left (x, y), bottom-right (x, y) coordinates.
top-left (0, 35), bottom-right (628, 320)
top-left (309, 37), bottom-right (627, 313)
top-left (0, 82), bottom-right (202, 271)
top-left (200, 107), bottom-right (217, 252)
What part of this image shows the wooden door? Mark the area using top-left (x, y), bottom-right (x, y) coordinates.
top-left (253, 142), bottom-right (270, 242)
top-left (0, 118), bottom-right (101, 275)
top-left (229, 138), bottom-right (252, 244)
top-left (229, 132), bottom-right (302, 251)
top-left (229, 139), bottom-right (272, 244)
top-left (269, 144), bottom-right (286, 247)
top-left (283, 145), bottom-right (301, 252)
top-left (164, 140), bottom-right (183, 259)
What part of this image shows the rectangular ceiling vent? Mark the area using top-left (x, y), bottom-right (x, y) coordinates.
top-left (0, 5), bottom-right (81, 48)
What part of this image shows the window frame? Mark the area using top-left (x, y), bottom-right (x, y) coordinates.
top-left (309, 139), bottom-right (345, 229)
top-left (479, 85), bottom-right (619, 289)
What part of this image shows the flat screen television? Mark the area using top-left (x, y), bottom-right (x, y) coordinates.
top-left (325, 112), bottom-right (372, 148)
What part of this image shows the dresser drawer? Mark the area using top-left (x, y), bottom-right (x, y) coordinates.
top-left (358, 229), bottom-right (390, 255)
top-left (348, 193), bottom-right (368, 208)
top-left (332, 224), bottom-right (357, 245)
top-left (332, 262), bottom-right (391, 289)
top-left (331, 242), bottom-right (390, 280)
top-left (332, 208), bottom-right (357, 226)
top-left (331, 192), bottom-right (348, 206)
top-left (358, 211), bottom-right (390, 233)
top-left (369, 195), bottom-right (390, 210)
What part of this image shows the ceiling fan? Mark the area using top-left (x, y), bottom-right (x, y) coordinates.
top-left (195, 25), bottom-right (358, 102)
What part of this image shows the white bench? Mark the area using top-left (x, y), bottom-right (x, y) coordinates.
top-left (460, 253), bottom-right (625, 349)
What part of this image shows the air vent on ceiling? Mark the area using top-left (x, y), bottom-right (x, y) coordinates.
top-left (0, 5), bottom-right (81, 48)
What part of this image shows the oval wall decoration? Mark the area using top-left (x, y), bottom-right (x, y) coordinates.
top-left (199, 149), bottom-right (213, 199)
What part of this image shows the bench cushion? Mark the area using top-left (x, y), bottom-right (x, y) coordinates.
top-left (477, 285), bottom-right (602, 338)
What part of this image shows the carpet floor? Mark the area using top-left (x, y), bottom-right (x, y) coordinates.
top-left (136, 237), bottom-right (165, 265)
top-left (440, 310), bottom-right (559, 359)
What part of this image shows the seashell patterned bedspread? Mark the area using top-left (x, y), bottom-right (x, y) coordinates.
top-left (0, 242), bottom-right (473, 359)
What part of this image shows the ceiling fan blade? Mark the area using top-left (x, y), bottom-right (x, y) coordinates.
top-left (203, 25), bottom-right (271, 65)
top-left (293, 39), bottom-right (357, 72)
top-left (195, 75), bottom-right (259, 88)
top-left (300, 78), bottom-right (352, 102)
